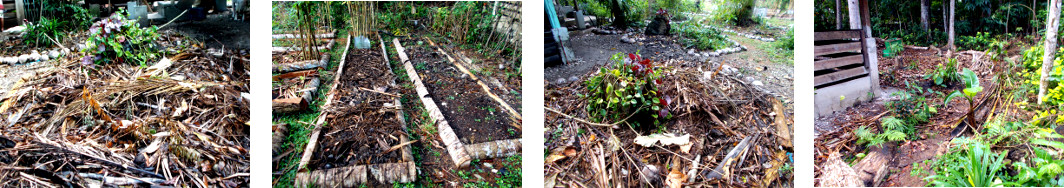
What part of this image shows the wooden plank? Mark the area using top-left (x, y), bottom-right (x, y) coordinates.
top-left (814, 54), bottom-right (864, 71)
top-left (393, 38), bottom-right (473, 168)
top-left (815, 41), bottom-right (862, 56)
top-left (815, 67), bottom-right (868, 87)
top-left (814, 30), bottom-right (861, 41)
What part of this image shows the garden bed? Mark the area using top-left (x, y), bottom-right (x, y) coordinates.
top-left (394, 38), bottom-right (522, 168)
top-left (294, 36), bottom-right (416, 186)
top-left (405, 39), bottom-right (519, 144)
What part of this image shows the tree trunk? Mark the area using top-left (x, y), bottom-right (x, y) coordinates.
top-left (948, 0), bottom-right (955, 51)
top-left (920, 0), bottom-right (929, 30)
top-left (610, 0), bottom-right (628, 29)
top-left (848, 0), bottom-right (860, 29)
top-left (836, 0), bottom-right (843, 30)
top-left (1041, 0), bottom-right (1062, 104)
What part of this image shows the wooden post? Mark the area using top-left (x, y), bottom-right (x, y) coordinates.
top-left (835, 0), bottom-right (843, 30)
top-left (859, 0), bottom-right (881, 95)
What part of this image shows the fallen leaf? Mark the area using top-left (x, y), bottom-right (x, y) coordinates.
top-left (546, 146), bottom-right (577, 163)
top-left (666, 168), bottom-right (686, 188)
top-left (634, 133), bottom-right (691, 147)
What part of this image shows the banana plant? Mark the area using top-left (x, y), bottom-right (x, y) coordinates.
top-left (944, 68), bottom-right (983, 133)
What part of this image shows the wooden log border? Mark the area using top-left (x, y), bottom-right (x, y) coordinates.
top-left (294, 34), bottom-right (417, 187)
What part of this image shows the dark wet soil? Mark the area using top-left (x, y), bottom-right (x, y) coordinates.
top-left (405, 39), bottom-right (519, 144)
top-left (160, 13), bottom-right (250, 51)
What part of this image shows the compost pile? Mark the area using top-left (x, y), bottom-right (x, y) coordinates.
top-left (0, 35), bottom-right (249, 187)
top-left (544, 59), bottom-right (793, 187)
top-left (309, 49), bottom-right (404, 169)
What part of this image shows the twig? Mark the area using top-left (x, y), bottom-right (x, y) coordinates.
top-left (29, 134), bottom-right (164, 179)
top-left (544, 106), bottom-right (642, 127)
top-left (357, 87), bottom-right (400, 98)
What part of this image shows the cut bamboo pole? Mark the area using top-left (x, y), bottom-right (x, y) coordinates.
top-left (393, 38), bottom-right (473, 168)
top-left (423, 37), bottom-right (522, 123)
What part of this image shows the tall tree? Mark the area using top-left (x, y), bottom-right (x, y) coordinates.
top-left (609, 0), bottom-right (628, 29)
top-left (948, 0), bottom-right (955, 51)
top-left (920, 0), bottom-right (929, 30)
top-left (836, 0), bottom-right (843, 30)
top-left (1041, 0), bottom-right (1063, 104)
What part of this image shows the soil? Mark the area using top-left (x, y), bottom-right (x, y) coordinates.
top-left (308, 49), bottom-right (406, 170)
top-left (160, 13), bottom-right (250, 51)
top-left (405, 40), bottom-right (519, 144)
top-left (311, 105), bottom-right (403, 168)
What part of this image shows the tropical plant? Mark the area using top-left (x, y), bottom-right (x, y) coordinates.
top-left (925, 142), bottom-right (1007, 187)
top-left (944, 68), bottom-right (984, 132)
top-left (81, 10), bottom-right (161, 67)
top-left (585, 52), bottom-right (672, 129)
top-left (925, 58), bottom-right (960, 87)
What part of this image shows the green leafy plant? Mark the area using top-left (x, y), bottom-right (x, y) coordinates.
top-left (677, 21), bottom-right (730, 51)
top-left (882, 40), bottom-right (904, 58)
top-left (885, 85), bottom-right (934, 133)
top-left (925, 58), bottom-right (960, 87)
top-left (81, 9), bottom-right (161, 67)
top-left (712, 0), bottom-right (756, 26)
top-left (925, 142), bottom-right (1007, 187)
top-left (944, 68), bottom-right (984, 132)
top-left (585, 52), bottom-right (672, 129)
top-left (854, 116), bottom-right (909, 147)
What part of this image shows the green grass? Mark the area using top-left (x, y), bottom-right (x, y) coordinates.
top-left (272, 29), bottom-right (350, 188)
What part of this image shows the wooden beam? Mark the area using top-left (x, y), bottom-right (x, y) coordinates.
top-left (813, 30), bottom-right (861, 41)
top-left (814, 41), bottom-right (862, 56)
top-left (814, 54), bottom-right (864, 71)
top-left (815, 67), bottom-right (868, 87)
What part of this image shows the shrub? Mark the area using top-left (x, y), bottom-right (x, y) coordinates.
top-left (81, 10), bottom-right (161, 67)
top-left (1018, 45), bottom-right (1064, 106)
top-left (712, 0), bottom-right (755, 26)
top-left (585, 52), bottom-right (672, 129)
top-left (926, 142), bottom-right (1007, 187)
top-left (677, 21), bottom-right (730, 51)
top-left (925, 58), bottom-right (960, 87)
top-left (22, 0), bottom-right (92, 47)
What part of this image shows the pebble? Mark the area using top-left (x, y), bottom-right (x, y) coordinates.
top-left (753, 80), bottom-right (764, 86)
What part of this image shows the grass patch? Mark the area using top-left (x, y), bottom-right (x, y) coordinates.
top-left (272, 29), bottom-right (349, 188)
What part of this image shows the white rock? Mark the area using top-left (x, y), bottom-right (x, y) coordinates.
top-left (19, 54), bottom-right (29, 64)
top-left (41, 54), bottom-right (49, 61)
top-left (752, 80), bottom-right (764, 86)
top-left (49, 50), bottom-right (59, 58)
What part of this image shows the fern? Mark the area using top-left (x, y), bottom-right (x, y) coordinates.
top-left (881, 130), bottom-right (908, 142)
top-left (880, 117), bottom-right (905, 131)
